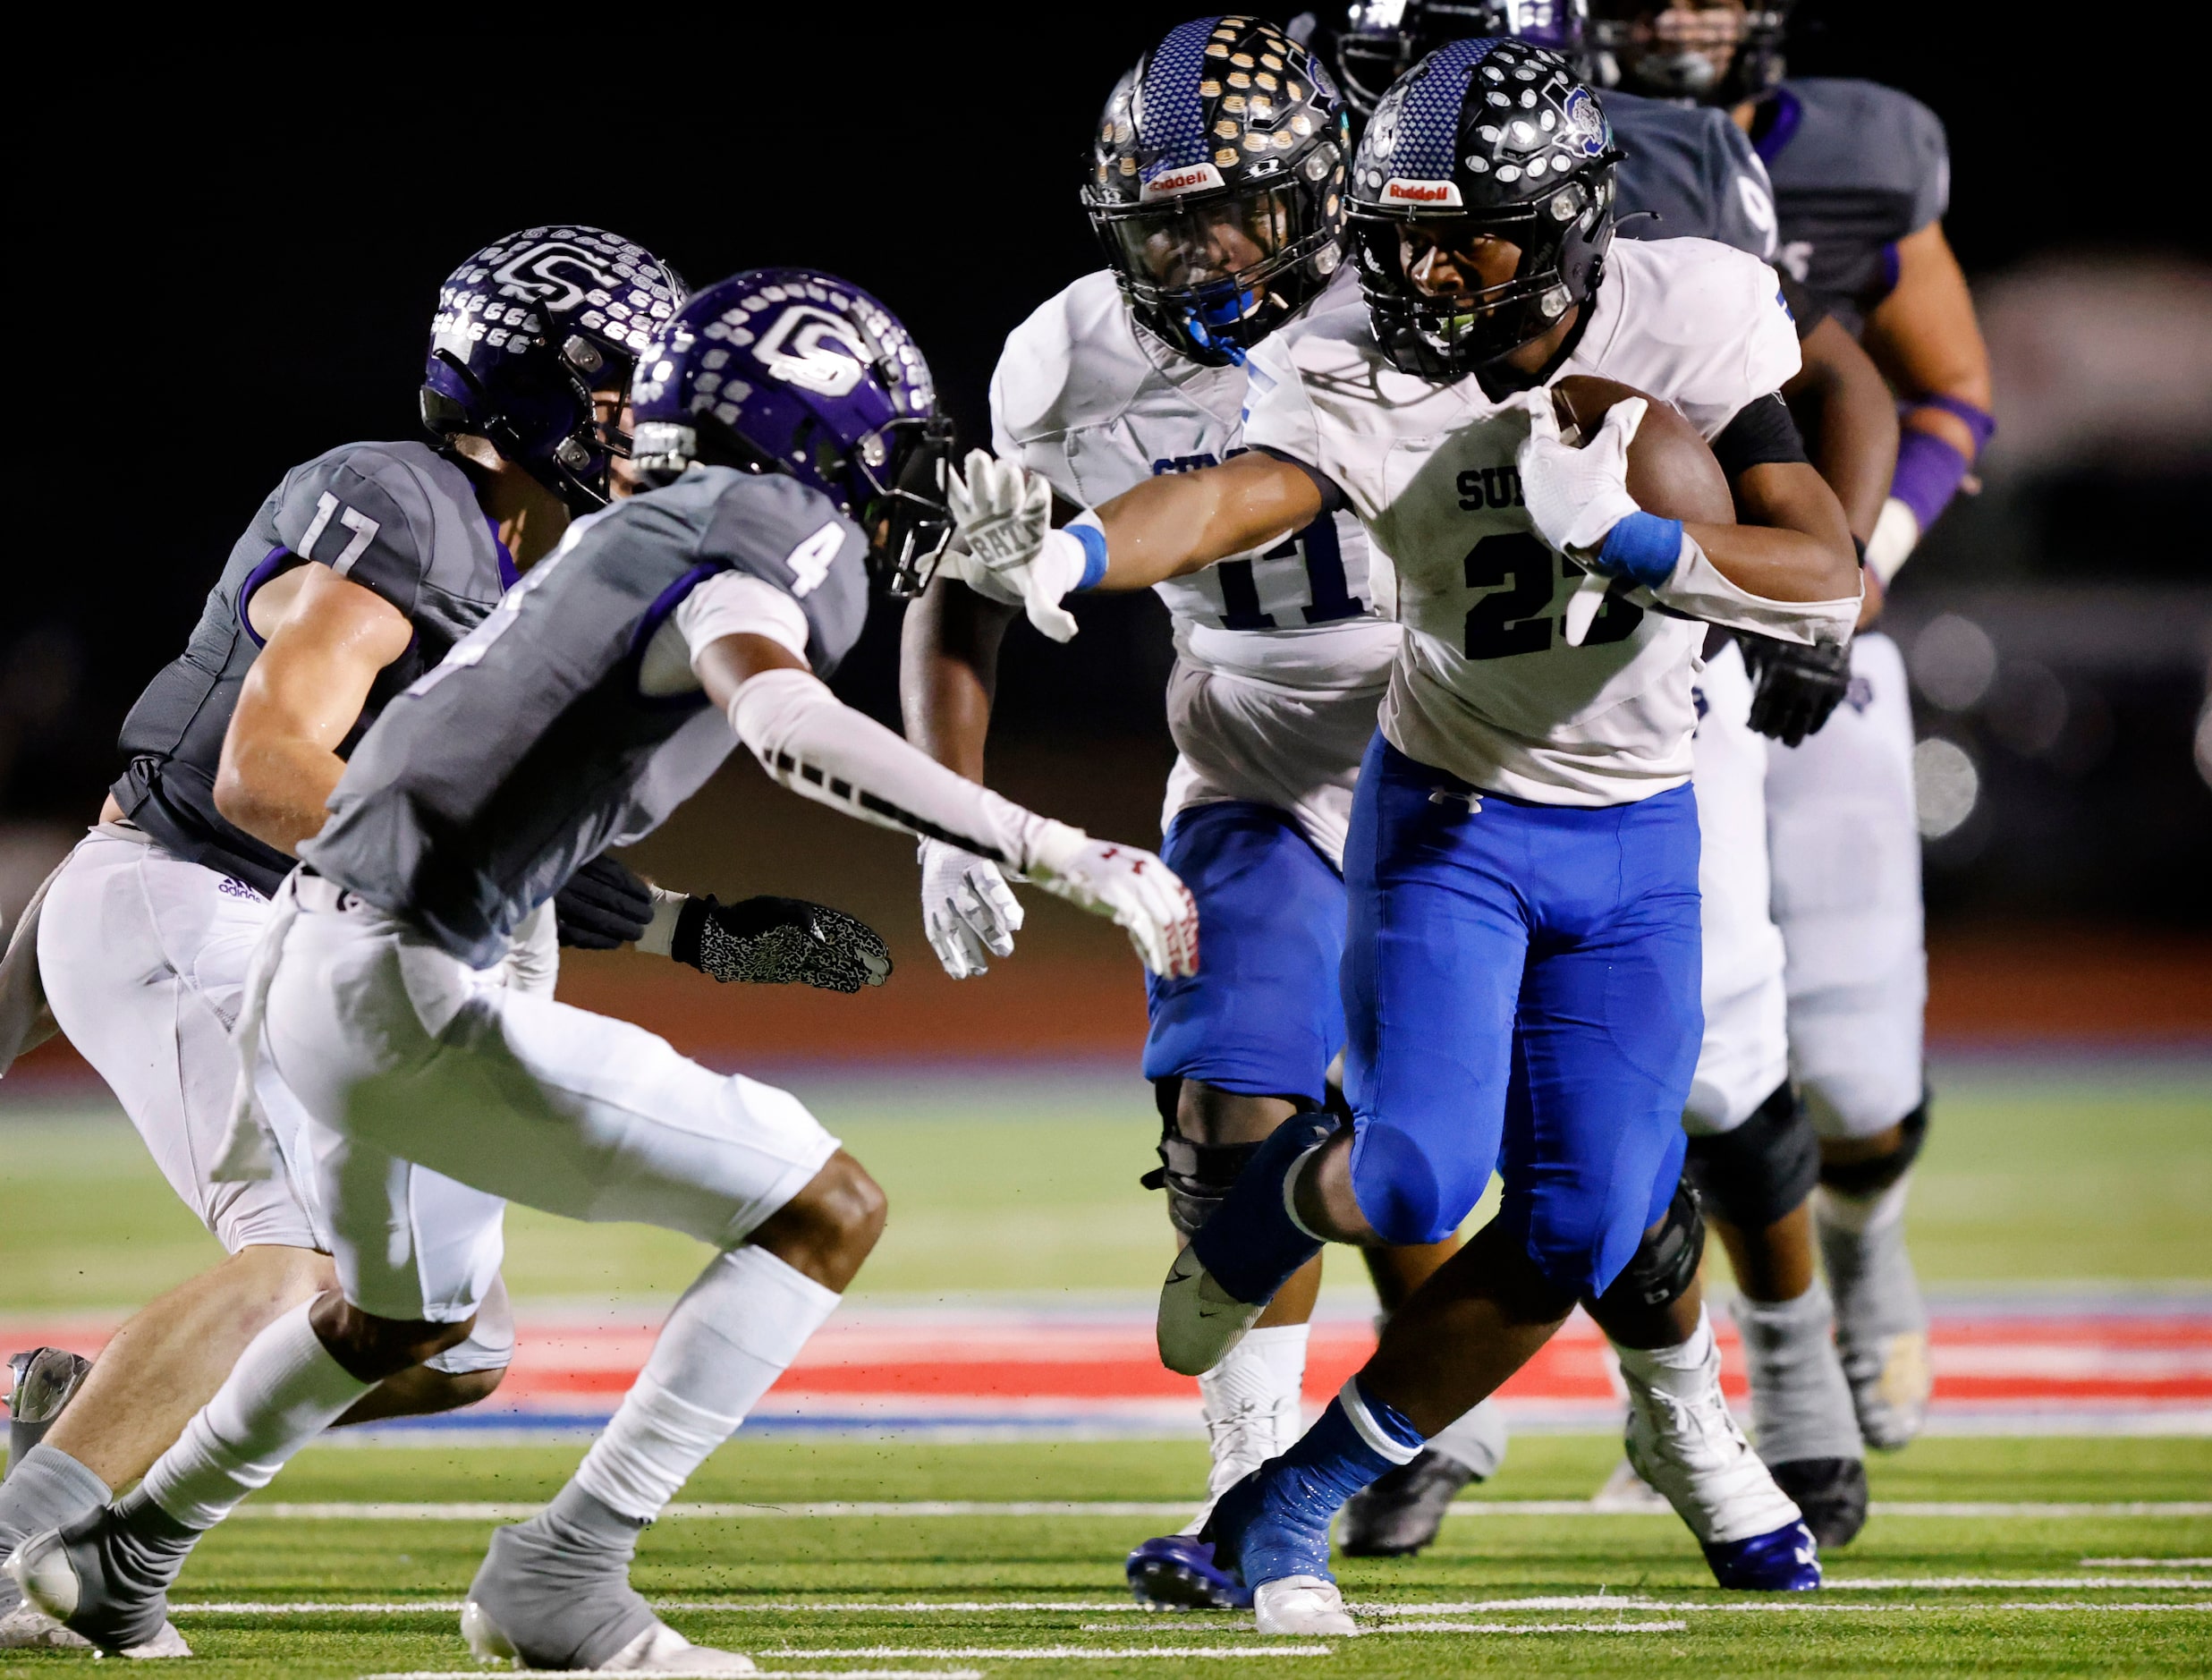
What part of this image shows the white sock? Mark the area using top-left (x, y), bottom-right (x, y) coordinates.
top-left (574, 1246), bottom-right (839, 1522)
top-left (1614, 1309), bottom-right (1717, 1389)
top-left (1816, 1173), bottom-right (1911, 1236)
top-left (140, 1302), bottom-right (372, 1530)
top-left (1183, 1323), bottom-right (1308, 1530)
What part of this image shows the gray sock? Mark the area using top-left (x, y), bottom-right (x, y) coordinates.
top-left (1818, 1184), bottom-right (1928, 1349)
top-left (0, 1447), bottom-right (111, 1616)
top-left (1735, 1285), bottom-right (1863, 1466)
top-left (30, 1488), bottom-right (198, 1651)
top-left (466, 1481), bottom-right (657, 1669)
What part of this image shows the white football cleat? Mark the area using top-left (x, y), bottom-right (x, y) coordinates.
top-left (1252, 1574), bottom-right (1358, 1636)
top-left (0, 1600), bottom-right (94, 1650)
top-left (1157, 1246), bottom-right (1269, 1378)
top-left (463, 1599), bottom-right (756, 1673)
top-left (1842, 1328), bottom-right (1932, 1452)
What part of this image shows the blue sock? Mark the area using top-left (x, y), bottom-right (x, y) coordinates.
top-left (1211, 1379), bottom-right (1426, 1585)
top-left (1189, 1109), bottom-right (1337, 1305)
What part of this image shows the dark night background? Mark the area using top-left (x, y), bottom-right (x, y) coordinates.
top-left (9, 5), bottom-right (2210, 932)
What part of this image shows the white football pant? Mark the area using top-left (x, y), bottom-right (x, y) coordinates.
top-left (257, 877), bottom-right (839, 1326)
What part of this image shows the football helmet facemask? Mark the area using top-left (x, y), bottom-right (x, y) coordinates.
top-left (1349, 36), bottom-right (1620, 381)
top-left (1085, 15), bottom-right (1352, 367)
top-left (1335, 2), bottom-right (1589, 119)
top-left (1584, 1), bottom-right (1792, 105)
top-left (420, 226), bottom-right (684, 513)
top-left (627, 269), bottom-right (953, 597)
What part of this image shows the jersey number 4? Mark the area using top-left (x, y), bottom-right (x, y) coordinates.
top-left (1463, 532), bottom-right (1642, 660)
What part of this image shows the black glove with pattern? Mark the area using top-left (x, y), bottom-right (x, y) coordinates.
top-left (1740, 633), bottom-right (1853, 748)
top-left (554, 855), bottom-right (654, 949)
top-left (672, 895), bottom-right (893, 993)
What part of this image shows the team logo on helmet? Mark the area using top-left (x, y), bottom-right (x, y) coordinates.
top-left (753, 305), bottom-right (871, 397)
top-left (1560, 87), bottom-right (1606, 157)
top-left (489, 240), bottom-right (628, 312)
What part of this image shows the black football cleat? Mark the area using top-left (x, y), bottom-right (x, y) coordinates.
top-left (1336, 1449), bottom-right (1475, 1557)
top-left (1769, 1456), bottom-right (1869, 1550)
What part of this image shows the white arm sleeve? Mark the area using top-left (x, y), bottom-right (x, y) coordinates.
top-left (726, 667), bottom-right (1076, 870)
top-left (1648, 530), bottom-right (1860, 647)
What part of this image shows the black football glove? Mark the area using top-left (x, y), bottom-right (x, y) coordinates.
top-left (555, 855), bottom-right (654, 949)
top-left (672, 895), bottom-right (892, 993)
top-left (1740, 633), bottom-right (1853, 748)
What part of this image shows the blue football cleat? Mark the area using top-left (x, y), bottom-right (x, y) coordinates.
top-left (1705, 1517), bottom-right (1823, 1591)
top-left (1125, 1534), bottom-right (1250, 1610)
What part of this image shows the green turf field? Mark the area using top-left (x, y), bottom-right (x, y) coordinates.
top-left (4, 1060), bottom-right (2208, 1308)
top-left (3, 1062), bottom-right (2208, 1675)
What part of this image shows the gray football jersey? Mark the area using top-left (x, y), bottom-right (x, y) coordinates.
top-left (302, 469), bottom-right (869, 969)
top-left (111, 441), bottom-right (514, 895)
top-left (1606, 89), bottom-right (1778, 260)
top-left (1753, 77), bottom-right (1949, 335)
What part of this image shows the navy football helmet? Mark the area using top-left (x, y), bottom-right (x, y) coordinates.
top-left (1348, 36), bottom-right (1620, 379)
top-left (628, 269), bottom-right (953, 596)
top-left (1084, 15), bottom-right (1352, 367)
top-left (1335, 3), bottom-right (1588, 119)
top-left (1585, 2), bottom-right (1792, 104)
top-left (420, 226), bottom-right (684, 512)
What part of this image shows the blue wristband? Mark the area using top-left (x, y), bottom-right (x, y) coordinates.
top-left (1596, 511), bottom-right (1683, 589)
top-left (1067, 521), bottom-right (1109, 592)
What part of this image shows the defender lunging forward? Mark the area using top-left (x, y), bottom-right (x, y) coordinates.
top-left (7, 270), bottom-right (1196, 1671)
top-left (945, 38), bottom-right (1860, 1629)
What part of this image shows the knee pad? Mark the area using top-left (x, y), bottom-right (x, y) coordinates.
top-left (1141, 1081), bottom-right (1264, 1238)
top-left (1593, 1182), bottom-right (1707, 1310)
top-left (1683, 1082), bottom-right (1821, 1231)
top-left (1818, 1099), bottom-right (1928, 1199)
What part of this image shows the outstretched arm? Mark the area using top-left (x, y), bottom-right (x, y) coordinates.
top-left (1092, 452), bottom-right (1324, 590)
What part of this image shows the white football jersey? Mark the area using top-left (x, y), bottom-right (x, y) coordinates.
top-left (990, 269), bottom-right (1400, 692)
top-left (1241, 237), bottom-right (1806, 806)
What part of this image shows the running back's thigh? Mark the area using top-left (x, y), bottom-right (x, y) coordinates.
top-left (263, 900), bottom-right (839, 1251)
top-left (37, 831), bottom-right (318, 1251)
top-left (1494, 785), bottom-right (1703, 1298)
top-left (1687, 640), bottom-right (1789, 1134)
top-left (1144, 801), bottom-right (1346, 1105)
top-left (1764, 631), bottom-right (1926, 1136)
top-left (1340, 736), bottom-right (1526, 1249)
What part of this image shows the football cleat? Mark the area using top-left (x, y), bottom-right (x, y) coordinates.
top-left (1156, 1246), bottom-right (1271, 1379)
top-left (1252, 1574), bottom-right (1358, 1637)
top-left (462, 1599), bottom-right (756, 1674)
top-left (1618, 1334), bottom-right (1821, 1591)
top-left (1124, 1534), bottom-right (1250, 1611)
top-left (1770, 1457), bottom-right (1869, 1550)
top-left (1336, 1448), bottom-right (1475, 1557)
top-left (3, 1523), bottom-right (191, 1658)
top-left (1840, 1328), bottom-right (1932, 1453)
top-left (0, 1600), bottom-right (94, 1650)
top-left (6, 1347), bottom-right (93, 1476)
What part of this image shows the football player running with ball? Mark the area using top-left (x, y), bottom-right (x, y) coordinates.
top-left (942, 38), bottom-right (1859, 1630)
top-left (1590, 0), bottom-right (1996, 1451)
top-left (902, 16), bottom-right (1507, 1609)
top-left (6, 271), bottom-right (1196, 1670)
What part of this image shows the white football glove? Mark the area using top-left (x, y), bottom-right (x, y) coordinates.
top-left (1021, 820), bottom-right (1199, 980)
top-left (919, 837), bottom-right (1025, 980)
top-left (1517, 390), bottom-right (1647, 559)
top-left (943, 449), bottom-right (1083, 642)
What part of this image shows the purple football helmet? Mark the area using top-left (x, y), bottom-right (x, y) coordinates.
top-left (628, 269), bottom-right (953, 595)
top-left (420, 225), bottom-right (684, 512)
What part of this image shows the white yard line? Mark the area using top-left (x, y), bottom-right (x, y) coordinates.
top-left (230, 1498), bottom-right (2212, 1521)
top-left (2081, 1557), bottom-right (2212, 1567)
top-left (1376, 1621), bottom-right (1690, 1633)
top-left (363, 1672), bottom-right (981, 1679)
top-left (762, 1648), bottom-right (1332, 1660)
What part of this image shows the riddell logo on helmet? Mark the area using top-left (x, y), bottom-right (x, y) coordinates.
top-left (1383, 178), bottom-right (1463, 207)
top-left (1140, 162), bottom-right (1226, 201)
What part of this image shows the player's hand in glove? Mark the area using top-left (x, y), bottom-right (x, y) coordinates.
top-left (555, 854), bottom-right (655, 949)
top-left (1518, 392), bottom-right (1649, 559)
top-left (942, 449), bottom-right (1086, 642)
top-left (1018, 819), bottom-right (1199, 980)
top-left (919, 838), bottom-right (1025, 979)
top-left (1741, 632), bottom-right (1854, 747)
top-left (671, 895), bottom-right (892, 993)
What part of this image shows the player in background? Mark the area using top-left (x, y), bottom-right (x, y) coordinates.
top-left (942, 39), bottom-right (1860, 1629)
top-left (0, 226), bottom-right (678, 1653)
top-left (1312, 0), bottom-right (1898, 1553)
top-left (7, 269), bottom-right (1199, 1670)
top-left (1590, 0), bottom-right (1995, 1448)
top-left (902, 17), bottom-right (1507, 1608)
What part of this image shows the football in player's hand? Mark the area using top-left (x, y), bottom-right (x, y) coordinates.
top-left (1550, 376), bottom-right (1735, 527)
